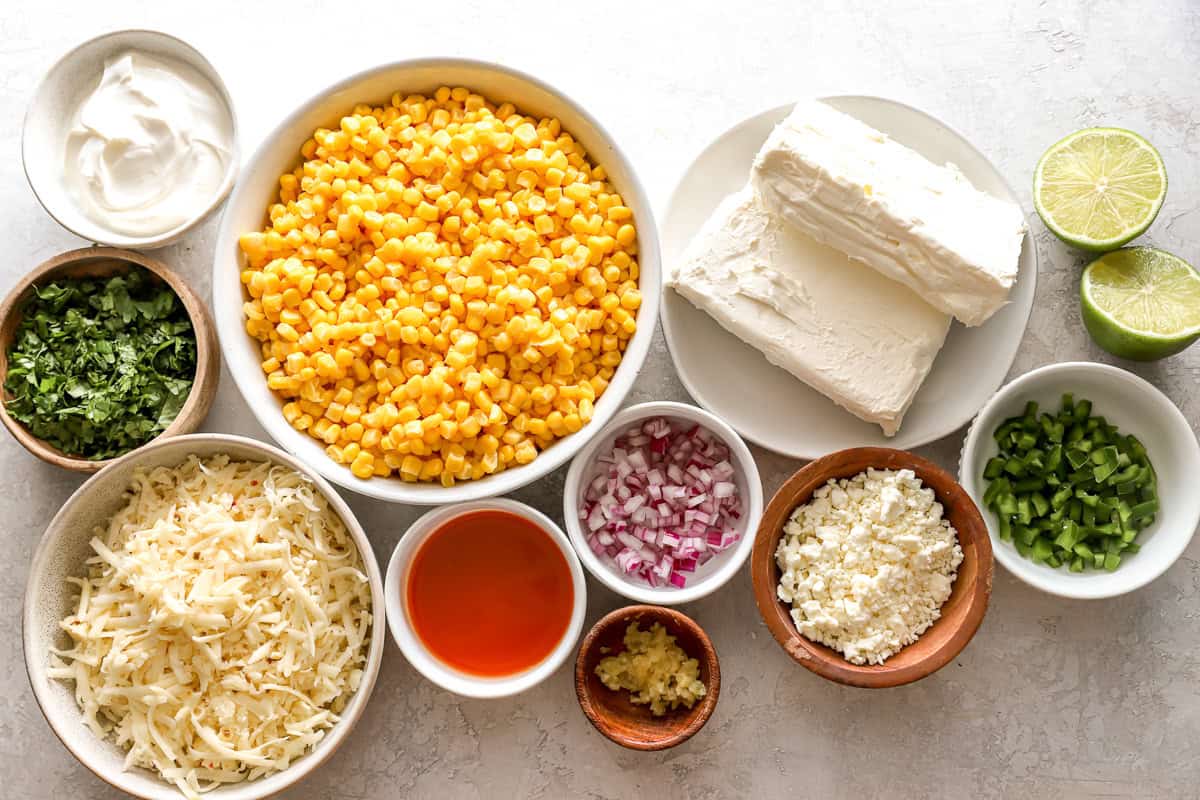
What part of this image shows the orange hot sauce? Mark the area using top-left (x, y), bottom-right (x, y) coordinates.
top-left (406, 509), bottom-right (574, 676)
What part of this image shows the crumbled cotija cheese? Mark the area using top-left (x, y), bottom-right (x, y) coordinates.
top-left (775, 468), bottom-right (963, 665)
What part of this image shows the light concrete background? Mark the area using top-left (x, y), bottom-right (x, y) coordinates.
top-left (2, 1), bottom-right (1198, 798)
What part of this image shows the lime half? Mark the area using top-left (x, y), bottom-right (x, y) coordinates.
top-left (1081, 247), bottom-right (1200, 360)
top-left (1034, 128), bottom-right (1167, 251)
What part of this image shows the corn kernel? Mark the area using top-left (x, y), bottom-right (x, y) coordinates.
top-left (351, 451), bottom-right (375, 479)
top-left (514, 439), bottom-right (537, 464)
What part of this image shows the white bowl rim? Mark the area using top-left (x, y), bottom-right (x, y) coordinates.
top-left (660, 95), bottom-right (1039, 459)
top-left (22, 432), bottom-right (386, 800)
top-left (959, 361), bottom-right (1200, 599)
top-left (21, 28), bottom-right (241, 250)
top-left (384, 497), bottom-right (587, 698)
top-left (212, 56), bottom-right (661, 505)
top-left (562, 400), bottom-right (764, 605)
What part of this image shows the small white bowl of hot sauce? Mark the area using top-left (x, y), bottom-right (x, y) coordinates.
top-left (384, 498), bottom-right (587, 697)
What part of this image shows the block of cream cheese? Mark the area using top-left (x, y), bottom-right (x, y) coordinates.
top-left (668, 185), bottom-right (951, 435)
top-left (751, 100), bottom-right (1025, 326)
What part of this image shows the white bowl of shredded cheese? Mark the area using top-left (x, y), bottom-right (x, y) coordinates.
top-left (23, 433), bottom-right (385, 800)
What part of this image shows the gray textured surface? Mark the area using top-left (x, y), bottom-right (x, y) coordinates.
top-left (2, 1), bottom-right (1199, 798)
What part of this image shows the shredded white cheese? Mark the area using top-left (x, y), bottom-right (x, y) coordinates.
top-left (48, 455), bottom-right (372, 798)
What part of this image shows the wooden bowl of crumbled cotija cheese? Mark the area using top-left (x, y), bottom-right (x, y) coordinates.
top-left (751, 447), bottom-right (992, 688)
top-left (575, 605), bottom-right (720, 750)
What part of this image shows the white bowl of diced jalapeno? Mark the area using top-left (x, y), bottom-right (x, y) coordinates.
top-left (960, 361), bottom-right (1200, 599)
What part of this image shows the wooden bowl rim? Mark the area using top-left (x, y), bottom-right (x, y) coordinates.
top-left (750, 447), bottom-right (993, 688)
top-left (574, 604), bottom-right (721, 751)
top-left (0, 247), bottom-right (219, 472)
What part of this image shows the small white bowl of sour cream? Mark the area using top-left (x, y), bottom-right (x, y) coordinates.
top-left (23, 30), bottom-right (239, 249)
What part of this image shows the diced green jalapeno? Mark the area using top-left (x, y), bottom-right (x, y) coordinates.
top-left (1032, 537), bottom-right (1054, 563)
top-left (1004, 457), bottom-right (1026, 477)
top-left (1066, 448), bottom-right (1091, 470)
top-left (1013, 478), bottom-right (1045, 493)
top-left (1017, 496), bottom-right (1033, 525)
top-left (1130, 498), bottom-right (1159, 520)
top-left (980, 393), bottom-right (1157, 573)
top-left (984, 457), bottom-right (1006, 480)
top-left (1045, 444), bottom-right (1063, 472)
top-left (1031, 493), bottom-right (1050, 518)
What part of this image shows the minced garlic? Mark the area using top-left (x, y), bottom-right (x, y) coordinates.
top-left (594, 622), bottom-right (706, 715)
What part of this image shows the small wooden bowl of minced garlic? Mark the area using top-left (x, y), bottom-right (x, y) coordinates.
top-left (575, 605), bottom-right (720, 750)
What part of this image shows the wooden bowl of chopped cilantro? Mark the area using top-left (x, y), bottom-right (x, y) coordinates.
top-left (0, 248), bottom-right (218, 471)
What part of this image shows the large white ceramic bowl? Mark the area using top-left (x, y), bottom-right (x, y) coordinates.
top-left (660, 97), bottom-right (1037, 459)
top-left (23, 30), bottom-right (239, 249)
top-left (384, 498), bottom-right (587, 698)
top-left (959, 362), bottom-right (1200, 599)
top-left (562, 401), bottom-right (764, 605)
top-left (213, 58), bottom-right (661, 504)
top-left (23, 434), bottom-right (386, 800)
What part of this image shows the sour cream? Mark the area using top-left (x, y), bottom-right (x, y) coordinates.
top-left (64, 51), bottom-right (232, 237)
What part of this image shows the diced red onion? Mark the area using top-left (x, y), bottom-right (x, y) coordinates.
top-left (615, 547), bottom-right (642, 573)
top-left (578, 416), bottom-right (743, 589)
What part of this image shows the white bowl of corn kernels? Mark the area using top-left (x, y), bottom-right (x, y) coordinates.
top-left (213, 58), bottom-right (661, 504)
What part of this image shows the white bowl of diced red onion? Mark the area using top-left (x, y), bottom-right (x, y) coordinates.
top-left (563, 401), bottom-right (763, 605)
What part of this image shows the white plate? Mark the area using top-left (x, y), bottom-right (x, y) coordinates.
top-left (660, 96), bottom-right (1037, 459)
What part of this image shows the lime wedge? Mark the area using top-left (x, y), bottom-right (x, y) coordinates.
top-left (1034, 128), bottom-right (1166, 251)
top-left (1081, 247), bottom-right (1200, 360)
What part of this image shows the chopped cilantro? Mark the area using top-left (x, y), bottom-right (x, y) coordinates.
top-left (3, 268), bottom-right (196, 459)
